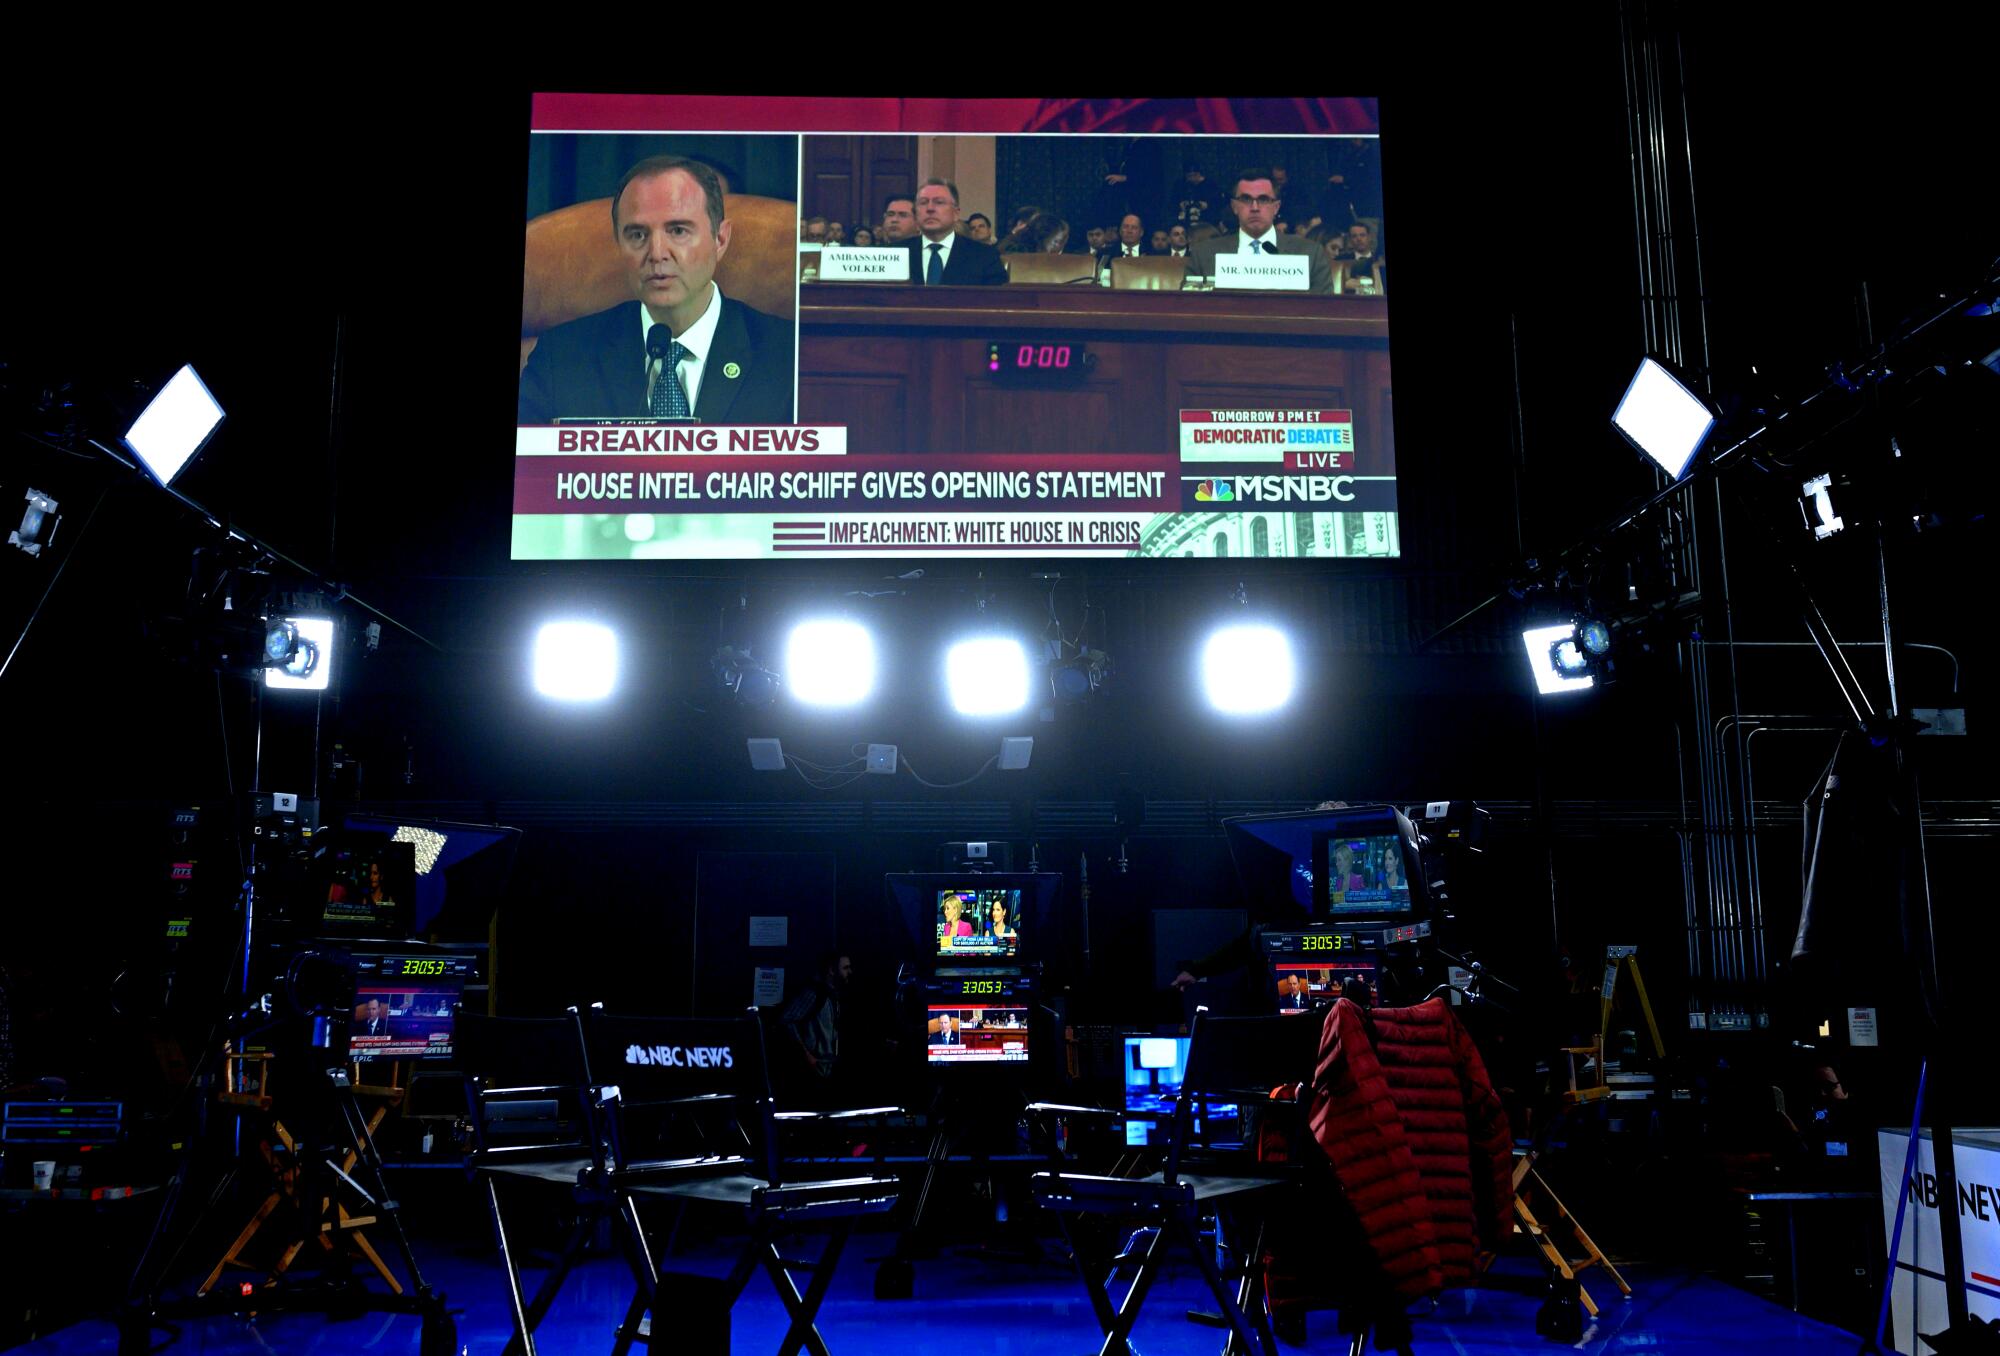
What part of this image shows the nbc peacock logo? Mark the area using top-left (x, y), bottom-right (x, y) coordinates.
top-left (1194, 479), bottom-right (1236, 502)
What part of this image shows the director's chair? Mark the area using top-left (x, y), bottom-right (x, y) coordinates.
top-left (458, 1010), bottom-right (607, 1356)
top-left (200, 1047), bottom-right (407, 1298)
top-left (579, 1008), bottom-right (903, 1356)
top-left (1029, 1008), bottom-right (1325, 1356)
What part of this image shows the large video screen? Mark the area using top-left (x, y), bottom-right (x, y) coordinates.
top-left (513, 97), bottom-right (1391, 560)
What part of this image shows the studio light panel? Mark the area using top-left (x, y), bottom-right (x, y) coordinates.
top-left (534, 621), bottom-right (619, 701)
top-left (786, 619), bottom-right (876, 707)
top-left (124, 365), bottom-right (226, 485)
top-left (1612, 357), bottom-right (1714, 480)
top-left (264, 617), bottom-right (335, 692)
top-left (946, 637), bottom-right (1031, 716)
top-left (1202, 624), bottom-right (1296, 715)
top-left (1521, 623), bottom-right (1595, 696)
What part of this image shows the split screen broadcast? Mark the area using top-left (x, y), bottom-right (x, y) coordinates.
top-left (935, 887), bottom-right (1021, 960)
top-left (513, 99), bottom-right (1393, 561)
top-left (925, 1005), bottom-right (1029, 1066)
top-left (347, 954), bottom-right (473, 1062)
top-left (1324, 829), bottom-right (1413, 916)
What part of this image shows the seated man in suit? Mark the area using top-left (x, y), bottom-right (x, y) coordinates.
top-left (1165, 224), bottom-right (1192, 259)
top-left (880, 193), bottom-right (917, 244)
top-left (1098, 212), bottom-right (1155, 264)
top-left (1332, 220), bottom-right (1382, 265)
top-left (1187, 168), bottom-right (1333, 293)
top-left (905, 178), bottom-right (1009, 286)
top-left (518, 155), bottom-right (795, 423)
top-left (1331, 220), bottom-right (1385, 290)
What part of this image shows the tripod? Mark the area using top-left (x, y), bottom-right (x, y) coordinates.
top-left (873, 1075), bottom-right (1043, 1299)
top-left (119, 1048), bottom-right (455, 1356)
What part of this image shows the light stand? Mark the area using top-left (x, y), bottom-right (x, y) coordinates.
top-left (1417, 254), bottom-right (1996, 1349)
top-left (5, 380), bottom-right (453, 1350)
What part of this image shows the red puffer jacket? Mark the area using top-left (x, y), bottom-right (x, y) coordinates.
top-left (1308, 997), bottom-right (1514, 1296)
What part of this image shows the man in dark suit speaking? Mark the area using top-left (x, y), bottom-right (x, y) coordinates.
top-left (518, 155), bottom-right (795, 424)
top-left (1187, 168), bottom-right (1333, 294)
top-left (904, 177), bottom-right (1009, 286)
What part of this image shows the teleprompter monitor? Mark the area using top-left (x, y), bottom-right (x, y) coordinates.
top-left (314, 837), bottom-right (416, 938)
top-left (340, 814), bottom-right (521, 939)
top-left (933, 887), bottom-right (1023, 960)
top-left (1223, 803), bottom-right (1429, 925)
top-left (887, 872), bottom-right (1060, 967)
top-left (1314, 808), bottom-right (1417, 920)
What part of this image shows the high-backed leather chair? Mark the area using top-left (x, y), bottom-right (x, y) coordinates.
top-left (1000, 252), bottom-right (1098, 285)
top-left (519, 194), bottom-right (798, 374)
top-left (1110, 256), bottom-right (1189, 291)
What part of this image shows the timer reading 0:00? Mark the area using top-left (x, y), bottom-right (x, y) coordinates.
top-left (1015, 344), bottom-right (1072, 370)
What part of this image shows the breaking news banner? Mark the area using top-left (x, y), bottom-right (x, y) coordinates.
top-left (510, 412), bottom-right (1399, 560)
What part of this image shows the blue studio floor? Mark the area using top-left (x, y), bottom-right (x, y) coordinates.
top-left (21, 1236), bottom-right (1858, 1355)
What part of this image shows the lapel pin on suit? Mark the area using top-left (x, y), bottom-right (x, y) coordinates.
top-left (723, 362), bottom-right (742, 379)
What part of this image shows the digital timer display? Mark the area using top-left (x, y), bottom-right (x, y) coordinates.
top-left (1016, 343), bottom-right (1072, 370)
top-left (986, 340), bottom-right (1091, 380)
top-left (962, 980), bottom-right (1005, 995)
top-left (398, 958), bottom-right (450, 976)
top-left (1299, 933), bottom-right (1352, 952)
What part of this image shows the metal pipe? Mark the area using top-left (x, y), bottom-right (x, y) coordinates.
top-left (1696, 640), bottom-right (1958, 694)
top-left (1877, 532), bottom-right (1901, 719)
top-left (1673, 718), bottom-right (1701, 1003)
top-left (1672, 15), bottom-right (1714, 398)
top-left (1712, 713), bottom-right (1849, 984)
top-left (1740, 724), bottom-right (1844, 984)
top-left (1693, 636), bottom-right (1730, 990)
top-left (1714, 478), bottom-right (1751, 990)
